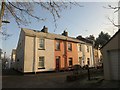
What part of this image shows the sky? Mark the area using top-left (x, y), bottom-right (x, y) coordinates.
top-left (0, 2), bottom-right (118, 58)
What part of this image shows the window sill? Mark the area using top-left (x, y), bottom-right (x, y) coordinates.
top-left (55, 49), bottom-right (61, 51)
top-left (38, 67), bottom-right (45, 69)
top-left (68, 66), bottom-right (73, 68)
top-left (68, 50), bottom-right (72, 52)
top-left (38, 48), bottom-right (45, 50)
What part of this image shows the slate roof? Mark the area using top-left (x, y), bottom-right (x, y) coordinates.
top-left (21, 28), bottom-right (85, 44)
top-left (100, 29), bottom-right (120, 49)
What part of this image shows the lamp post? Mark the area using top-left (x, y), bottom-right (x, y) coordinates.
top-left (87, 61), bottom-right (90, 80)
top-left (3, 51), bottom-right (6, 69)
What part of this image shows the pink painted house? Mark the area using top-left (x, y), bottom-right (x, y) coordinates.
top-left (54, 31), bottom-right (80, 71)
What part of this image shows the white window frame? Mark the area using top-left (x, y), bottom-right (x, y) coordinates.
top-left (87, 46), bottom-right (89, 52)
top-left (39, 38), bottom-right (45, 49)
top-left (79, 44), bottom-right (82, 51)
top-left (68, 43), bottom-right (72, 51)
top-left (38, 56), bottom-right (45, 69)
top-left (56, 40), bottom-right (60, 50)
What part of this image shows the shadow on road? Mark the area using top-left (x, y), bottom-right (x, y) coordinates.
top-left (2, 69), bottom-right (23, 76)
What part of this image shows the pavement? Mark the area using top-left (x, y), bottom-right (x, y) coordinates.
top-left (2, 69), bottom-right (120, 88)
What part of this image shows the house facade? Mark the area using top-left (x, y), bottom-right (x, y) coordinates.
top-left (15, 27), bottom-right (55, 73)
top-left (11, 49), bottom-right (16, 69)
top-left (15, 26), bottom-right (94, 73)
top-left (77, 36), bottom-right (94, 67)
top-left (94, 48), bottom-right (102, 68)
top-left (54, 31), bottom-right (81, 71)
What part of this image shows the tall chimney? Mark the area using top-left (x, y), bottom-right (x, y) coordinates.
top-left (41, 26), bottom-right (48, 33)
top-left (62, 30), bottom-right (68, 36)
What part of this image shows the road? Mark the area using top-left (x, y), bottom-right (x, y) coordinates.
top-left (2, 69), bottom-right (120, 88)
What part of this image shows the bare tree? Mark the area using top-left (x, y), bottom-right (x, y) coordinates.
top-left (103, 4), bottom-right (120, 28)
top-left (0, 1), bottom-right (83, 31)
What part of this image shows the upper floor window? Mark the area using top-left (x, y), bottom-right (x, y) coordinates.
top-left (79, 44), bottom-right (82, 51)
top-left (68, 43), bottom-right (72, 51)
top-left (56, 41), bottom-right (60, 50)
top-left (39, 39), bottom-right (45, 49)
top-left (38, 56), bottom-right (45, 69)
top-left (87, 46), bottom-right (89, 52)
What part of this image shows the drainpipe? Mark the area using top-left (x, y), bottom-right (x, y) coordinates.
top-left (64, 38), bottom-right (67, 70)
top-left (92, 40), bottom-right (95, 67)
top-left (33, 36), bottom-right (37, 74)
top-left (89, 45), bottom-right (93, 67)
top-left (83, 42), bottom-right (86, 67)
top-left (81, 43), bottom-right (85, 67)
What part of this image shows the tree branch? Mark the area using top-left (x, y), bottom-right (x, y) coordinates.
top-left (103, 4), bottom-right (120, 13)
top-left (107, 17), bottom-right (120, 28)
top-left (7, 1), bottom-right (46, 21)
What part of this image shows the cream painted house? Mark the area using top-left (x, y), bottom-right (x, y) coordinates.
top-left (16, 27), bottom-right (55, 73)
top-left (77, 43), bottom-right (94, 67)
top-left (77, 36), bottom-right (94, 67)
top-left (101, 29), bottom-right (120, 80)
top-left (94, 48), bottom-right (102, 68)
top-left (11, 49), bottom-right (16, 69)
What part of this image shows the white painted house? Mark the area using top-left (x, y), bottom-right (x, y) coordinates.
top-left (15, 27), bottom-right (55, 73)
top-left (11, 49), bottom-right (16, 69)
top-left (77, 36), bottom-right (94, 67)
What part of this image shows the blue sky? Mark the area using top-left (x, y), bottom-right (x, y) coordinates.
top-left (0, 2), bottom-right (118, 57)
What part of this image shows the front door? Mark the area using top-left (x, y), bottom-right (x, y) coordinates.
top-left (56, 56), bottom-right (60, 71)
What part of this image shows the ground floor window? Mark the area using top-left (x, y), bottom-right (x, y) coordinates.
top-left (69, 58), bottom-right (73, 66)
top-left (87, 58), bottom-right (90, 65)
top-left (38, 56), bottom-right (45, 69)
top-left (56, 56), bottom-right (60, 71)
top-left (79, 57), bottom-right (82, 65)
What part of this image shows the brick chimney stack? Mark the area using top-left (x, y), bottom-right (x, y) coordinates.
top-left (62, 30), bottom-right (68, 36)
top-left (41, 26), bottom-right (48, 33)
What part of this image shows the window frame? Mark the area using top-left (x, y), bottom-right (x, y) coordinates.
top-left (39, 38), bottom-right (45, 50)
top-left (87, 46), bottom-right (89, 52)
top-left (56, 40), bottom-right (60, 51)
top-left (69, 58), bottom-right (73, 67)
top-left (79, 44), bottom-right (82, 51)
top-left (68, 43), bottom-right (72, 51)
top-left (79, 57), bottom-right (82, 65)
top-left (87, 58), bottom-right (90, 65)
top-left (38, 56), bottom-right (45, 69)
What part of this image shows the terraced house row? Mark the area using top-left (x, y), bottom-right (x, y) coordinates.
top-left (12, 26), bottom-right (96, 73)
